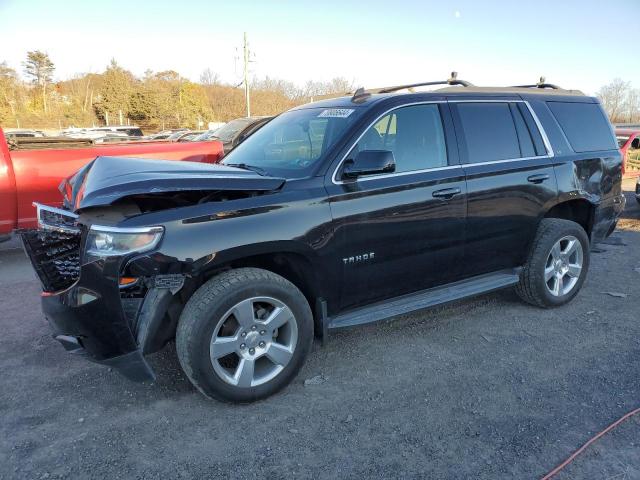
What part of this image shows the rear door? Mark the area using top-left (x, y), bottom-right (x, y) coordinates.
top-left (325, 102), bottom-right (467, 311)
top-left (449, 99), bottom-right (558, 277)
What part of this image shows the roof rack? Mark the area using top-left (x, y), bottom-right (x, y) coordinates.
top-left (512, 76), bottom-right (561, 90)
top-left (379, 72), bottom-right (473, 93)
top-left (351, 72), bottom-right (472, 102)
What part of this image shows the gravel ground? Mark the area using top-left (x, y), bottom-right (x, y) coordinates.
top-left (1, 180), bottom-right (639, 479)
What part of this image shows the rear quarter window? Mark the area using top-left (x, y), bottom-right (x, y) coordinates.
top-left (547, 102), bottom-right (616, 153)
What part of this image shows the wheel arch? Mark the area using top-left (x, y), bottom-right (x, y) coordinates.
top-left (542, 198), bottom-right (596, 237)
top-left (197, 242), bottom-right (330, 333)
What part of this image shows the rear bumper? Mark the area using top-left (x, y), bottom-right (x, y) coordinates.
top-left (41, 258), bottom-right (156, 382)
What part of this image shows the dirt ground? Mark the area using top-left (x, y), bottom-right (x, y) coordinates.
top-left (1, 179), bottom-right (639, 479)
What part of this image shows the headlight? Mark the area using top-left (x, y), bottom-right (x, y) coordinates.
top-left (85, 225), bottom-right (164, 258)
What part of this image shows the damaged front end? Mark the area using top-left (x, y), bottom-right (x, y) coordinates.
top-left (20, 204), bottom-right (182, 381)
top-left (20, 156), bottom-right (285, 382)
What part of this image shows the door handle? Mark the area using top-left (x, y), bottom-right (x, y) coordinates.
top-left (527, 174), bottom-right (550, 184)
top-left (432, 187), bottom-right (461, 200)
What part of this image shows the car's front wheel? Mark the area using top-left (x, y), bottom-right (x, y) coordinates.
top-left (516, 218), bottom-right (590, 308)
top-left (176, 268), bottom-right (313, 403)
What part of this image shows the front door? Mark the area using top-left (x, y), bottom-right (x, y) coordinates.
top-left (325, 103), bottom-right (467, 311)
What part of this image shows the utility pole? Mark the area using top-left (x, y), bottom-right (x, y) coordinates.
top-left (243, 32), bottom-right (251, 117)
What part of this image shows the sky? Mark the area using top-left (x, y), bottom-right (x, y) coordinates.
top-left (0, 0), bottom-right (638, 95)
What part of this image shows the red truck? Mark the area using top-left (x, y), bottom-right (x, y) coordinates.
top-left (0, 128), bottom-right (223, 240)
top-left (616, 128), bottom-right (640, 178)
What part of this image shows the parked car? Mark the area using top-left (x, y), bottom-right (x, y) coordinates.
top-left (165, 130), bottom-right (198, 142)
top-left (636, 177), bottom-right (640, 204)
top-left (616, 128), bottom-right (640, 177)
top-left (144, 129), bottom-right (190, 141)
top-left (194, 116), bottom-right (273, 154)
top-left (0, 127), bottom-right (224, 240)
top-left (175, 131), bottom-right (205, 142)
top-left (60, 129), bottom-right (129, 141)
top-left (91, 126), bottom-right (144, 137)
top-left (5, 129), bottom-right (46, 139)
top-left (20, 78), bottom-right (624, 403)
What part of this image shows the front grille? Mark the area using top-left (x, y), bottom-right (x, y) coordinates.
top-left (21, 229), bottom-right (82, 292)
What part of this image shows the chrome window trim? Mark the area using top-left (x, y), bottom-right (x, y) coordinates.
top-left (331, 99), bottom-right (554, 185)
top-left (464, 156), bottom-right (550, 167)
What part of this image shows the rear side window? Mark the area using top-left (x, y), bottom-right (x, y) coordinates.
top-left (455, 103), bottom-right (521, 163)
top-left (547, 102), bottom-right (616, 153)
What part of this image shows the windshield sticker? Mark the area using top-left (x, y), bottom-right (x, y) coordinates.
top-left (318, 108), bottom-right (355, 118)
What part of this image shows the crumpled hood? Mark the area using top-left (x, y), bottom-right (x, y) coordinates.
top-left (61, 156), bottom-right (285, 211)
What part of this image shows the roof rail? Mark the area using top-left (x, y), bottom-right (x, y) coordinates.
top-left (351, 87), bottom-right (371, 103)
top-left (350, 72), bottom-right (472, 102)
top-left (378, 72), bottom-right (473, 93)
top-left (512, 76), bottom-right (561, 90)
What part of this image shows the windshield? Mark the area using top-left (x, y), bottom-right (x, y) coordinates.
top-left (221, 107), bottom-right (363, 177)
top-left (212, 118), bottom-right (253, 142)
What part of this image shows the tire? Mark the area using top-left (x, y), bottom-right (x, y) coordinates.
top-left (176, 268), bottom-right (313, 403)
top-left (516, 218), bottom-right (590, 308)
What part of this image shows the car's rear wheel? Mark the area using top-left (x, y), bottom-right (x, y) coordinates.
top-left (176, 268), bottom-right (313, 403)
top-left (516, 218), bottom-right (590, 308)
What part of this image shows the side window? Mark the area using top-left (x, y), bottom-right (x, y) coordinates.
top-left (516, 103), bottom-right (547, 156)
top-left (353, 104), bottom-right (447, 173)
top-left (510, 104), bottom-right (536, 158)
top-left (547, 101), bottom-right (617, 153)
top-left (456, 102), bottom-right (521, 163)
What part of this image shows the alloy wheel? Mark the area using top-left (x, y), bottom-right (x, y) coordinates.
top-left (209, 296), bottom-right (298, 387)
top-left (544, 235), bottom-right (583, 297)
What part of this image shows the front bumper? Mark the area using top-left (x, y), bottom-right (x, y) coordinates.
top-left (41, 257), bottom-right (156, 382)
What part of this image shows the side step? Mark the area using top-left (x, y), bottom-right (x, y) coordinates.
top-left (328, 269), bottom-right (521, 330)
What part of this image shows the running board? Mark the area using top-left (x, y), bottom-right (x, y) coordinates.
top-left (328, 269), bottom-right (521, 330)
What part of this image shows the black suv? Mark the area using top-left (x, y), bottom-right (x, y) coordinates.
top-left (22, 77), bottom-right (625, 403)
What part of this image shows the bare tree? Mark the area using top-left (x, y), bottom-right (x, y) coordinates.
top-left (597, 78), bottom-right (630, 122)
top-left (623, 88), bottom-right (640, 123)
top-left (23, 51), bottom-right (55, 114)
top-left (200, 68), bottom-right (220, 86)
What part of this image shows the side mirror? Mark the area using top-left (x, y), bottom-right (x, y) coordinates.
top-left (343, 150), bottom-right (395, 179)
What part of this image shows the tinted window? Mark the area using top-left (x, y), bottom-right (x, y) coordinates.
top-left (510, 104), bottom-right (536, 158)
top-left (353, 104), bottom-right (447, 173)
top-left (547, 102), bottom-right (617, 153)
top-left (456, 102), bottom-right (520, 163)
top-left (517, 103), bottom-right (547, 156)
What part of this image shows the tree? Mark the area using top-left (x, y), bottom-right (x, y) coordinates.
top-left (22, 51), bottom-right (55, 114)
top-left (0, 62), bottom-right (18, 123)
top-left (597, 78), bottom-right (630, 122)
top-left (97, 59), bottom-right (135, 124)
top-left (200, 68), bottom-right (220, 86)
